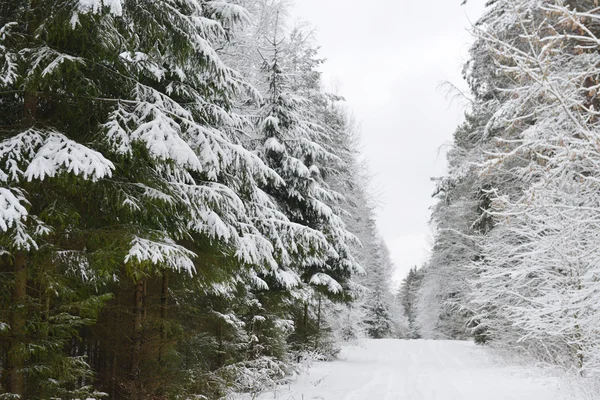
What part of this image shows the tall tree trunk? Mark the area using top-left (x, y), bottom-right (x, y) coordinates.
top-left (142, 280), bottom-right (147, 320)
top-left (23, 91), bottom-right (37, 121)
top-left (314, 296), bottom-right (321, 350)
top-left (131, 279), bottom-right (145, 400)
top-left (40, 292), bottom-right (49, 340)
top-left (79, 327), bottom-right (88, 387)
top-left (37, 288), bottom-right (50, 400)
top-left (24, 0), bottom-right (38, 123)
top-left (109, 292), bottom-right (119, 400)
top-left (110, 351), bottom-right (118, 399)
top-left (303, 302), bottom-right (309, 346)
top-left (158, 271), bottom-right (168, 362)
top-left (10, 4), bottom-right (38, 391)
top-left (11, 7), bottom-right (37, 391)
top-left (8, 251), bottom-right (27, 398)
top-left (216, 323), bottom-right (223, 369)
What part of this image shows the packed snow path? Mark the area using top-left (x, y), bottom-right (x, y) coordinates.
top-left (247, 339), bottom-right (568, 400)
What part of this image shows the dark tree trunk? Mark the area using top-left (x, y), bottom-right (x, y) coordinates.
top-left (131, 279), bottom-right (145, 400)
top-left (106, 291), bottom-right (120, 400)
top-left (303, 302), bottom-right (309, 345)
top-left (10, 7), bottom-right (38, 391)
top-left (314, 296), bottom-right (321, 350)
top-left (216, 323), bottom-right (223, 369)
top-left (24, 0), bottom-right (38, 123)
top-left (8, 251), bottom-right (27, 398)
top-left (159, 271), bottom-right (169, 362)
top-left (9, 4), bottom-right (38, 391)
top-left (111, 350), bottom-right (118, 399)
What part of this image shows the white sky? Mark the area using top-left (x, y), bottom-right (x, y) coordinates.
top-left (291, 1), bottom-right (486, 285)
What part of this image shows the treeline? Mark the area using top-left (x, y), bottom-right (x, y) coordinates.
top-left (0, 0), bottom-right (399, 399)
top-left (413, 0), bottom-right (600, 385)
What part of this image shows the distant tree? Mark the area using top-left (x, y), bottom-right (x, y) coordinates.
top-left (398, 266), bottom-right (423, 338)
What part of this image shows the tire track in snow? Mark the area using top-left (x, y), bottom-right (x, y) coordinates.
top-left (428, 340), bottom-right (469, 400)
top-left (240, 339), bottom-right (568, 400)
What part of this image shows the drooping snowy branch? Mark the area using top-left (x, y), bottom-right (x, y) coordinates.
top-left (0, 188), bottom-right (28, 232)
top-left (124, 236), bottom-right (197, 275)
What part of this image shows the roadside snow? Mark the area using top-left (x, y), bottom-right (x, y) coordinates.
top-left (239, 339), bottom-right (580, 400)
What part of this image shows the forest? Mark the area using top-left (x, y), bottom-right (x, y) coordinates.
top-left (4, 0), bottom-right (600, 398)
top-left (0, 0), bottom-right (402, 398)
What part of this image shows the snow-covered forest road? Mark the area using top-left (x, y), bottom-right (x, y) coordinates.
top-left (245, 339), bottom-right (568, 400)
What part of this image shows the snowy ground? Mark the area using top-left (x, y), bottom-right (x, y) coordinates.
top-left (239, 339), bottom-right (577, 400)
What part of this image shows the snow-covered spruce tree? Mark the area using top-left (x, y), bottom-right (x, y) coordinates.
top-left (312, 102), bottom-right (391, 345)
top-left (317, 104), bottom-right (398, 341)
top-left (306, 106), bottom-right (400, 342)
top-left (0, 1), bottom-right (121, 398)
top-left (0, 0), bottom-right (306, 398)
top-left (226, 0), bottom-right (383, 353)
top-left (311, 89), bottom-right (403, 341)
top-left (317, 113), bottom-right (372, 343)
top-left (0, 0), bottom-right (385, 397)
top-left (221, 2), bottom-right (305, 364)
top-left (359, 233), bottom-right (394, 339)
top-left (249, 28), bottom-right (360, 354)
top-left (398, 266), bottom-right (423, 339)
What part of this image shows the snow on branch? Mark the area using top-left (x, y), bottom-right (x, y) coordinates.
top-left (23, 47), bottom-right (86, 82)
top-left (77, 0), bottom-right (123, 16)
top-left (235, 234), bottom-right (277, 270)
top-left (0, 129), bottom-right (45, 182)
top-left (124, 236), bottom-right (197, 275)
top-left (274, 269), bottom-right (301, 289)
top-left (309, 272), bottom-right (343, 294)
top-left (0, 188), bottom-right (28, 232)
top-left (1, 129), bottom-right (114, 183)
top-left (25, 132), bottom-right (114, 182)
top-left (203, 1), bottom-right (251, 30)
top-left (0, 23), bottom-right (18, 86)
top-left (132, 104), bottom-right (201, 169)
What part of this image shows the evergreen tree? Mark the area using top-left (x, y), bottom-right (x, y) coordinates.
top-left (0, 0), bottom-right (293, 398)
top-left (0, 0), bottom-right (392, 398)
top-left (398, 266), bottom-right (423, 339)
top-left (361, 238), bottom-right (395, 339)
top-left (249, 25), bottom-right (359, 352)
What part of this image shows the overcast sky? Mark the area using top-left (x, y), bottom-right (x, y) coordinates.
top-left (291, 1), bottom-right (486, 285)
